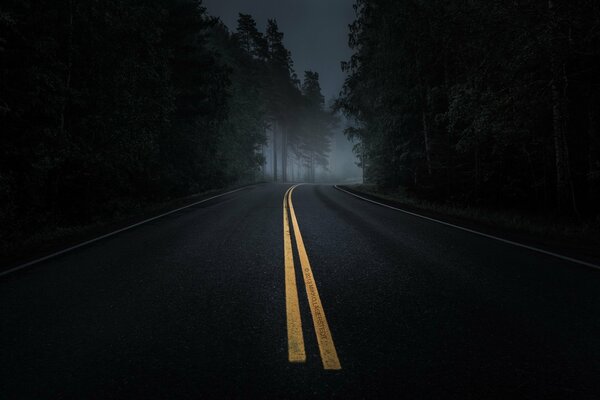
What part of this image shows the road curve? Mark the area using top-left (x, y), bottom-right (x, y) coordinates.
top-left (1, 183), bottom-right (599, 399)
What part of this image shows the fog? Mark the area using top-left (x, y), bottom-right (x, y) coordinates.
top-left (204, 0), bottom-right (361, 183)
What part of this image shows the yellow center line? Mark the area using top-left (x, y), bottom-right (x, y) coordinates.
top-left (283, 185), bottom-right (306, 362)
top-left (288, 185), bottom-right (342, 370)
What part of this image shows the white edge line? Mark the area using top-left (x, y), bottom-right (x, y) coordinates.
top-left (334, 185), bottom-right (600, 271)
top-left (0, 186), bottom-right (252, 278)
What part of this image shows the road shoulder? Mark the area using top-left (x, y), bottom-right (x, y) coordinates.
top-left (336, 184), bottom-right (600, 267)
top-left (1, 183), bottom-right (261, 274)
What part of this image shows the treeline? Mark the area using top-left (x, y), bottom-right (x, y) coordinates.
top-left (211, 14), bottom-right (335, 184)
top-left (0, 0), bottom-right (332, 245)
top-left (338, 0), bottom-right (600, 218)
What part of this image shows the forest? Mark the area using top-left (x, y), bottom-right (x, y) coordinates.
top-left (337, 0), bottom-right (600, 221)
top-left (3, 0), bottom-right (599, 258)
top-left (0, 0), bottom-right (334, 253)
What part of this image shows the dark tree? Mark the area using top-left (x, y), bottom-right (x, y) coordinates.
top-left (338, 0), bottom-right (600, 219)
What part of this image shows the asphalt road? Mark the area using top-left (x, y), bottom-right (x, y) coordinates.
top-left (1, 183), bottom-right (600, 399)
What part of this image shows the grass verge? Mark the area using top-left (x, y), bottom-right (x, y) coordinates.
top-left (341, 184), bottom-right (600, 260)
top-left (0, 182), bottom-right (261, 272)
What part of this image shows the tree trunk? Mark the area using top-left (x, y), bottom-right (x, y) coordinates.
top-left (361, 142), bottom-right (366, 184)
top-left (272, 122), bottom-right (278, 182)
top-left (549, 0), bottom-right (577, 214)
top-left (310, 151), bottom-right (315, 183)
top-left (475, 145), bottom-right (480, 185)
top-left (551, 67), bottom-right (569, 211)
top-left (422, 109), bottom-right (432, 176)
top-left (442, 50), bottom-right (455, 198)
top-left (59, 1), bottom-right (74, 138)
top-left (261, 143), bottom-right (265, 180)
top-left (282, 124), bottom-right (287, 183)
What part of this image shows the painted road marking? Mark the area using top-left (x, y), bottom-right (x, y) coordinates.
top-left (283, 185), bottom-right (306, 362)
top-left (288, 185), bottom-right (341, 370)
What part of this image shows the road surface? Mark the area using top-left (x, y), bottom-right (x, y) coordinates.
top-left (1, 183), bottom-right (599, 399)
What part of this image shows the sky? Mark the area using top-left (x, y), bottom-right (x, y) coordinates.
top-left (202, 0), bottom-right (356, 102)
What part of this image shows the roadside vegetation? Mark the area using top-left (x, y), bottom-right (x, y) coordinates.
top-left (337, 0), bottom-right (600, 234)
top-left (345, 184), bottom-right (600, 252)
top-left (0, 0), bottom-right (333, 262)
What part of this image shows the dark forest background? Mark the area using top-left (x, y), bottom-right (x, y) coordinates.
top-left (2, 0), bottom-right (600, 259)
top-left (0, 0), bottom-right (334, 255)
top-left (337, 0), bottom-right (600, 224)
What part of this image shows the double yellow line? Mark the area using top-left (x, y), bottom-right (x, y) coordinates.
top-left (283, 184), bottom-right (341, 370)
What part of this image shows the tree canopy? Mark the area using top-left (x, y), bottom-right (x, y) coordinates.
top-left (337, 0), bottom-right (600, 218)
top-left (0, 1), bottom-right (333, 253)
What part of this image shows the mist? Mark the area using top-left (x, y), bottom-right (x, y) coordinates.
top-left (204, 0), bottom-right (361, 183)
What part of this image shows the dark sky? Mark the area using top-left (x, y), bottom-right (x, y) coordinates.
top-left (202, 0), bottom-right (355, 102)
